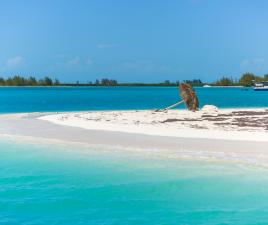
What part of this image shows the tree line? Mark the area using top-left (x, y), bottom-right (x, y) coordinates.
top-left (0, 73), bottom-right (267, 87)
top-left (213, 73), bottom-right (268, 87)
top-left (68, 79), bottom-right (203, 87)
top-left (0, 76), bottom-right (60, 86)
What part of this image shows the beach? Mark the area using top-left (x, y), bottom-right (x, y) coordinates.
top-left (0, 107), bottom-right (267, 166)
top-left (39, 107), bottom-right (268, 141)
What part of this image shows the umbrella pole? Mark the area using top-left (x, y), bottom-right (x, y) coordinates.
top-left (156, 100), bottom-right (184, 112)
top-left (164, 100), bottom-right (184, 110)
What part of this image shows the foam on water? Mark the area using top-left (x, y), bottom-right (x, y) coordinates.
top-left (1, 138), bottom-right (268, 224)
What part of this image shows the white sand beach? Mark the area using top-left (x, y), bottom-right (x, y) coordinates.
top-left (0, 107), bottom-right (268, 166)
top-left (39, 106), bottom-right (268, 142)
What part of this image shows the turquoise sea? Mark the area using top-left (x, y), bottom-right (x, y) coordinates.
top-left (1, 87), bottom-right (268, 224)
top-left (1, 139), bottom-right (268, 225)
top-left (0, 86), bottom-right (267, 113)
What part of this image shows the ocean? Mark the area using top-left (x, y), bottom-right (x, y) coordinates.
top-left (0, 87), bottom-right (268, 224)
top-left (1, 138), bottom-right (268, 225)
top-left (0, 86), bottom-right (266, 113)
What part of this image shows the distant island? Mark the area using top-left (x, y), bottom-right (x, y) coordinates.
top-left (0, 73), bottom-right (266, 87)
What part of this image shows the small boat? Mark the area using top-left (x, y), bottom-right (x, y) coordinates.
top-left (254, 82), bottom-right (268, 91)
top-left (203, 84), bottom-right (211, 88)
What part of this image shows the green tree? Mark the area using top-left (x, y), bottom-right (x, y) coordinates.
top-left (215, 76), bottom-right (234, 86)
top-left (100, 78), bottom-right (118, 86)
top-left (184, 79), bottom-right (203, 86)
top-left (38, 76), bottom-right (53, 86)
top-left (0, 77), bottom-right (5, 86)
top-left (28, 76), bottom-right (38, 86)
top-left (43, 77), bottom-right (53, 86)
top-left (239, 73), bottom-right (256, 86)
top-left (164, 80), bottom-right (170, 85)
top-left (54, 79), bottom-right (60, 86)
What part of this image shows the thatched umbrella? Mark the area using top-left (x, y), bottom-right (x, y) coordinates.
top-left (157, 83), bottom-right (199, 112)
top-left (179, 83), bottom-right (199, 111)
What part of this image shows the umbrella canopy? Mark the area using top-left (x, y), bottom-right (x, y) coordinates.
top-left (179, 83), bottom-right (199, 111)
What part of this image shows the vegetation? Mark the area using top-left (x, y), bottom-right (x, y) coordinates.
top-left (183, 79), bottom-right (203, 87)
top-left (100, 79), bottom-right (118, 86)
top-left (238, 73), bottom-right (263, 86)
top-left (213, 73), bottom-right (268, 87)
top-left (0, 76), bottom-right (59, 86)
top-left (0, 73), bottom-right (268, 87)
top-left (215, 77), bottom-right (235, 86)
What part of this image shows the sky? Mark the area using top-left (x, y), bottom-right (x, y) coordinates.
top-left (1, 0), bottom-right (268, 83)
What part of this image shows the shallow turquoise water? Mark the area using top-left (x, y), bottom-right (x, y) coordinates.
top-left (1, 139), bottom-right (268, 224)
top-left (1, 86), bottom-right (268, 224)
top-left (0, 87), bottom-right (267, 113)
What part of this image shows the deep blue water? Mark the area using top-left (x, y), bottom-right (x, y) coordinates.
top-left (1, 139), bottom-right (268, 225)
top-left (0, 86), bottom-right (267, 113)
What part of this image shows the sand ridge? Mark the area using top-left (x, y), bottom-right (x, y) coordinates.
top-left (39, 107), bottom-right (268, 142)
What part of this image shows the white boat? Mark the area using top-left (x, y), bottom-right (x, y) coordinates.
top-left (254, 82), bottom-right (268, 91)
top-left (203, 84), bottom-right (211, 88)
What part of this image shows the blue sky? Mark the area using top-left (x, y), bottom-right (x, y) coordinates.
top-left (0, 0), bottom-right (268, 83)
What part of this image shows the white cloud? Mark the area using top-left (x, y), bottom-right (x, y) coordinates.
top-left (67, 56), bottom-right (80, 65)
top-left (240, 58), bottom-right (267, 72)
top-left (54, 56), bottom-right (93, 68)
top-left (6, 56), bottom-right (24, 67)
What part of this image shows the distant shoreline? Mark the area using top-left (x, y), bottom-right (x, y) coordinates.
top-left (0, 85), bottom-right (245, 88)
top-left (0, 72), bottom-right (265, 87)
